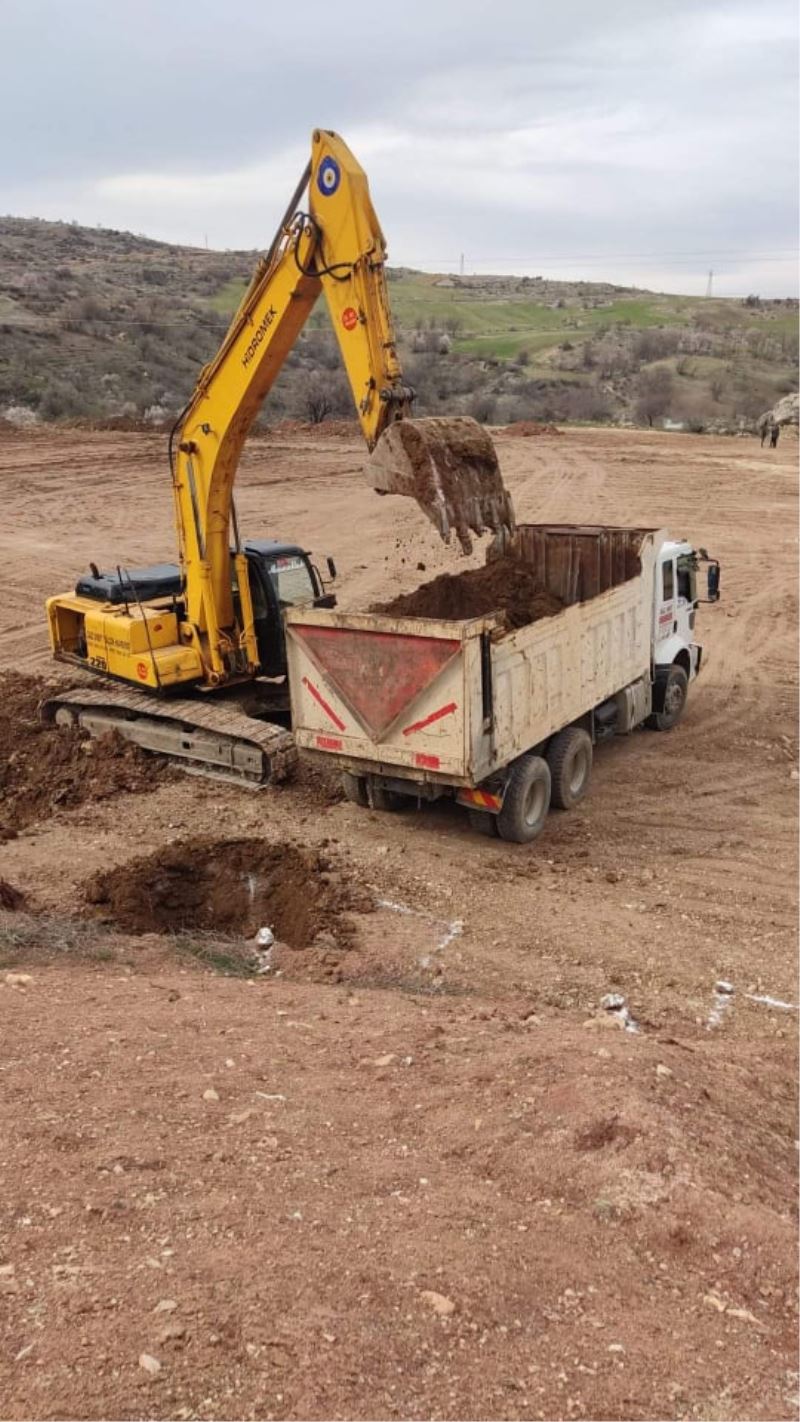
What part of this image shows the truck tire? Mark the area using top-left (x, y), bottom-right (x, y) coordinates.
top-left (468, 809), bottom-right (499, 837)
top-left (496, 754), bottom-right (551, 844)
top-left (646, 664), bottom-right (688, 732)
top-left (366, 777), bottom-right (406, 812)
top-left (342, 771), bottom-right (369, 806)
top-left (547, 726), bottom-right (592, 810)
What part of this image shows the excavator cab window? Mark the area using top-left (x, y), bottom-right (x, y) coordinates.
top-left (265, 554), bottom-right (318, 609)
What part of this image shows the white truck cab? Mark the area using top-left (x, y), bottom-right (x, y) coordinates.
top-left (651, 539), bottom-right (720, 731)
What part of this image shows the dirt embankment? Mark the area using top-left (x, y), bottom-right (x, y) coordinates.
top-left (373, 556), bottom-right (563, 630)
top-left (0, 673), bottom-right (170, 836)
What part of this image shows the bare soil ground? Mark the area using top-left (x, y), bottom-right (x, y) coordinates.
top-left (0, 424), bottom-right (797, 1421)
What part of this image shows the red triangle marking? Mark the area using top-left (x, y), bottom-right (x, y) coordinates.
top-left (293, 625), bottom-right (460, 741)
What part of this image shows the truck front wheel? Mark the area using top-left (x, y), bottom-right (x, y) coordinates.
top-left (647, 664), bottom-right (689, 732)
top-left (547, 726), bottom-right (593, 809)
top-left (496, 754), bottom-right (551, 844)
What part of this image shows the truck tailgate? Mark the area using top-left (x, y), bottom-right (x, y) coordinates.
top-left (285, 609), bottom-right (490, 782)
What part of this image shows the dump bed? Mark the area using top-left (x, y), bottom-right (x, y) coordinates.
top-left (285, 525), bottom-right (664, 787)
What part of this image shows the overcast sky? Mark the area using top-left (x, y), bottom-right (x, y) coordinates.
top-left (2, 0), bottom-right (797, 296)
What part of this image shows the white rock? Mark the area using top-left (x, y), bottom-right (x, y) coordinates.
top-left (138, 1352), bottom-right (161, 1376)
top-left (202, 1088), bottom-right (219, 1102)
top-left (420, 1289), bottom-right (456, 1316)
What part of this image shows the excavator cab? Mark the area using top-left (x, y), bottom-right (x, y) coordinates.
top-left (238, 540), bottom-right (335, 679)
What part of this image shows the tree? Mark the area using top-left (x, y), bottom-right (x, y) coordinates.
top-left (634, 367), bottom-right (674, 427)
top-left (301, 374), bottom-right (333, 424)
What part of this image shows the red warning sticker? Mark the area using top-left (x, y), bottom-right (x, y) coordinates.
top-left (341, 306), bottom-right (359, 331)
top-left (136, 661), bottom-right (149, 680)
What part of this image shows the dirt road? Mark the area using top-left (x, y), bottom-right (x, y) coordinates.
top-left (0, 424), bottom-right (797, 1420)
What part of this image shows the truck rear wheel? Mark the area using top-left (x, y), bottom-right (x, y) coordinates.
top-left (547, 726), bottom-right (593, 809)
top-left (342, 771), bottom-right (369, 806)
top-left (496, 754), bottom-right (551, 844)
top-left (646, 664), bottom-right (688, 732)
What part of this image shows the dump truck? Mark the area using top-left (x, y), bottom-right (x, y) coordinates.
top-left (285, 524), bottom-right (720, 843)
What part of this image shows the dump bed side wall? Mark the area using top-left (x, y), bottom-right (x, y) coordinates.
top-left (473, 537), bottom-right (658, 780)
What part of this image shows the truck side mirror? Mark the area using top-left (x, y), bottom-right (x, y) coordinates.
top-left (326, 556), bottom-right (337, 581)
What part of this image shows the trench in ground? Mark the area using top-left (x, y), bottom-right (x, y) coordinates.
top-left (83, 837), bottom-right (364, 946)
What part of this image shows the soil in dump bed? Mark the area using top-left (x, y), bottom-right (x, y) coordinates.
top-left (373, 556), bottom-right (563, 630)
top-left (83, 837), bottom-right (372, 946)
top-left (0, 673), bottom-right (170, 835)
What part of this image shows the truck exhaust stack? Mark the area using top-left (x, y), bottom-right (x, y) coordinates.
top-left (367, 416), bottom-right (515, 554)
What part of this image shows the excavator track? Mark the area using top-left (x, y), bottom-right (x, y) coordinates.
top-left (41, 683), bottom-right (297, 787)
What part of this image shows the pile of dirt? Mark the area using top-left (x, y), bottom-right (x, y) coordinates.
top-left (0, 673), bottom-right (170, 834)
top-left (503, 420), bottom-right (562, 437)
top-left (83, 836), bottom-right (371, 946)
top-left (373, 556), bottom-right (563, 630)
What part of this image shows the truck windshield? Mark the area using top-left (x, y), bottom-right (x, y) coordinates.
top-left (266, 554), bottom-right (316, 608)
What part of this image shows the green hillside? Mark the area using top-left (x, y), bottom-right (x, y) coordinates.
top-left (0, 217), bottom-right (796, 430)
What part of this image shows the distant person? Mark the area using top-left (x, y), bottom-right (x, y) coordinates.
top-left (770, 423), bottom-right (780, 449)
top-left (760, 418), bottom-right (772, 447)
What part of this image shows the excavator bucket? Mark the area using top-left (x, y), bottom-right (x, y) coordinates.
top-left (366, 416), bottom-right (515, 554)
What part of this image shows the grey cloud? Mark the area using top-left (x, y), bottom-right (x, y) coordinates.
top-left (1, 0), bottom-right (796, 295)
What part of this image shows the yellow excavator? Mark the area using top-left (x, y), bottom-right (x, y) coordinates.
top-left (44, 129), bottom-right (514, 784)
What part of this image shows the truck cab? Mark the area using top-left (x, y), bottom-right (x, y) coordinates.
top-left (654, 539), bottom-right (720, 672)
top-left (651, 538), bottom-right (720, 729)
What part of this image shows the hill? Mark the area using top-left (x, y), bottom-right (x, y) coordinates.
top-left (0, 216), bottom-right (796, 431)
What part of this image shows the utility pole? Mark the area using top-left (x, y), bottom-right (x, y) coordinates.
top-left (705, 268), bottom-right (713, 298)
top-left (459, 252), bottom-right (465, 277)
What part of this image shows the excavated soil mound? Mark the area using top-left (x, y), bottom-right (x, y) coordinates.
top-left (504, 420), bottom-right (562, 437)
top-left (83, 837), bottom-right (369, 945)
top-left (0, 673), bottom-right (170, 834)
top-left (373, 557), bottom-right (563, 631)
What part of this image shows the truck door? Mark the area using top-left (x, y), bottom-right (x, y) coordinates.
top-left (675, 553), bottom-right (697, 645)
top-left (655, 554), bottom-right (676, 655)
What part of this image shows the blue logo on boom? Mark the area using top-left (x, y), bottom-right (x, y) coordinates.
top-left (317, 157), bottom-right (341, 196)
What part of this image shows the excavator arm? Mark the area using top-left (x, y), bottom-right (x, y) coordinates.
top-left (171, 128), bottom-right (513, 684)
top-left (172, 130), bottom-right (414, 681)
